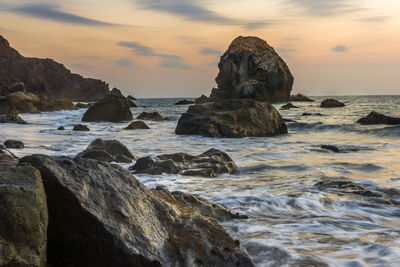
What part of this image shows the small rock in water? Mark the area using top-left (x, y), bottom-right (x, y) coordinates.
top-left (174, 99), bottom-right (195, 105)
top-left (4, 139), bottom-right (24, 149)
top-left (320, 99), bottom-right (345, 108)
top-left (73, 124), bottom-right (90, 131)
top-left (124, 121), bottom-right (150, 130)
top-left (280, 103), bottom-right (299, 110)
top-left (110, 87), bottom-right (123, 96)
top-left (321, 145), bottom-right (341, 153)
top-left (75, 103), bottom-right (89, 109)
top-left (137, 112), bottom-right (164, 121)
top-left (0, 113), bottom-right (27, 124)
top-left (57, 126), bottom-right (65, 130)
top-left (82, 94), bottom-right (133, 122)
top-left (302, 112), bottom-right (323, 116)
top-left (357, 111), bottom-right (400, 125)
top-left (289, 93), bottom-right (315, 102)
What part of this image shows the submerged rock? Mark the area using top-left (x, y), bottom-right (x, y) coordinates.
top-left (212, 36), bottom-right (293, 101)
top-left (174, 100), bottom-right (195, 105)
top-left (321, 145), bottom-right (340, 153)
top-left (0, 165), bottom-right (48, 267)
top-left (4, 139), bottom-right (24, 149)
top-left (302, 112), bottom-right (323, 116)
top-left (131, 148), bottom-right (236, 177)
top-left (72, 124), bottom-right (90, 131)
top-left (76, 138), bottom-right (136, 163)
top-left (289, 93), bottom-right (314, 102)
top-left (320, 99), bottom-right (345, 108)
top-left (175, 98), bottom-right (287, 138)
top-left (82, 94), bottom-right (133, 122)
top-left (357, 111), bottom-right (400, 125)
top-left (280, 103), bottom-right (299, 110)
top-left (137, 112), bottom-right (165, 121)
top-left (124, 121), bottom-right (150, 130)
top-left (21, 155), bottom-right (254, 267)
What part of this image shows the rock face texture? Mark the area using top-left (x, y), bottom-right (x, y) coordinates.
top-left (82, 94), bottom-right (133, 122)
top-left (21, 155), bottom-right (254, 267)
top-left (212, 36), bottom-right (293, 101)
top-left (0, 165), bottom-right (48, 267)
top-left (132, 149), bottom-right (236, 177)
top-left (0, 35), bottom-right (109, 101)
top-left (320, 99), bottom-right (345, 108)
top-left (175, 99), bottom-right (287, 138)
top-left (357, 111), bottom-right (400, 125)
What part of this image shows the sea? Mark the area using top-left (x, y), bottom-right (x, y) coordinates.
top-left (1, 95), bottom-right (400, 267)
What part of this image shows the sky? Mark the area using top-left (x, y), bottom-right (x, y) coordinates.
top-left (0, 0), bottom-right (399, 97)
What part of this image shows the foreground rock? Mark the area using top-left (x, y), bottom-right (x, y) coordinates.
top-left (0, 35), bottom-right (109, 101)
top-left (132, 149), bottom-right (236, 177)
top-left (4, 139), bottom-right (24, 149)
top-left (357, 111), bottom-right (400, 125)
top-left (0, 165), bottom-right (48, 267)
top-left (320, 99), bottom-right (345, 108)
top-left (211, 36), bottom-right (293, 101)
top-left (280, 103), bottom-right (299, 110)
top-left (174, 100), bottom-right (195, 105)
top-left (21, 155), bottom-right (254, 267)
top-left (0, 112), bottom-right (27, 124)
top-left (289, 93), bottom-right (314, 102)
top-left (176, 99), bottom-right (287, 138)
top-left (0, 147), bottom-right (18, 170)
top-left (76, 138), bottom-right (136, 163)
top-left (72, 124), bottom-right (90, 131)
top-left (82, 94), bottom-right (133, 122)
top-left (124, 121), bottom-right (150, 130)
top-left (137, 112), bottom-right (164, 121)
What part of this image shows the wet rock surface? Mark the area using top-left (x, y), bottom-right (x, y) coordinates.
top-left (82, 94), bottom-right (133, 122)
top-left (357, 111), bottom-right (400, 125)
top-left (212, 36), bottom-right (293, 101)
top-left (4, 139), bottom-right (24, 149)
top-left (289, 94), bottom-right (314, 102)
top-left (124, 121), bottom-right (150, 130)
top-left (0, 165), bottom-right (48, 267)
top-left (280, 103), bottom-right (299, 110)
top-left (76, 138), bottom-right (136, 163)
top-left (320, 99), bottom-right (345, 108)
top-left (137, 112), bottom-right (165, 121)
top-left (20, 155), bottom-right (254, 267)
top-left (175, 98), bottom-right (287, 138)
top-left (131, 148), bottom-right (236, 177)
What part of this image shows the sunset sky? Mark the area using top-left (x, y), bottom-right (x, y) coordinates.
top-left (1, 0), bottom-right (399, 97)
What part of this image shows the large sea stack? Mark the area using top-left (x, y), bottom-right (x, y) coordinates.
top-left (212, 36), bottom-right (293, 102)
top-left (0, 35), bottom-right (109, 101)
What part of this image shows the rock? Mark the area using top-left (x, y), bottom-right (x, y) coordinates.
top-left (137, 112), bottom-right (164, 121)
top-left (127, 95), bottom-right (136, 101)
top-left (20, 154), bottom-right (254, 267)
top-left (126, 99), bottom-right (137, 107)
top-left (131, 148), bottom-right (236, 177)
top-left (357, 111), bottom-right (400, 125)
top-left (0, 148), bottom-right (18, 170)
top-left (0, 113), bottom-right (27, 124)
top-left (195, 94), bottom-right (211, 104)
top-left (4, 139), bottom-right (24, 149)
top-left (174, 100), bottom-right (195, 105)
top-left (57, 126), bottom-right (65, 130)
top-left (110, 87), bottom-right (123, 96)
top-left (302, 112), bottom-right (322, 116)
top-left (0, 91), bottom-right (40, 114)
top-left (0, 165), bottom-right (48, 267)
top-left (289, 93), bottom-right (314, 102)
top-left (176, 98), bottom-right (287, 138)
top-left (280, 103), bottom-right (299, 110)
top-left (76, 138), bottom-right (136, 163)
top-left (82, 94), bottom-right (133, 122)
top-left (124, 121), bottom-right (150, 130)
top-left (212, 36), bottom-right (293, 101)
top-left (8, 81), bottom-right (26, 94)
top-left (75, 102), bottom-right (89, 109)
top-left (0, 35), bottom-right (109, 101)
top-left (72, 124), bottom-right (90, 131)
top-left (320, 99), bottom-right (345, 108)
top-left (321, 145), bottom-right (340, 153)
top-left (35, 98), bottom-right (78, 112)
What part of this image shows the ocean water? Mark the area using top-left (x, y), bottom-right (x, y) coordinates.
top-left (1, 95), bottom-right (400, 266)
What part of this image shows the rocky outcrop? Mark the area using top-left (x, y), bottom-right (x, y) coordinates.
top-left (0, 112), bottom-right (27, 124)
top-left (0, 35), bottom-right (109, 101)
top-left (320, 99), bottom-right (345, 108)
top-left (4, 139), bottom-right (24, 149)
top-left (357, 111), bottom-right (400, 125)
top-left (289, 94), bottom-right (314, 102)
top-left (131, 149), bottom-right (236, 177)
top-left (0, 165), bottom-right (48, 267)
top-left (127, 99), bottom-right (137, 107)
top-left (124, 121), bottom-right (150, 130)
top-left (76, 138), bottom-right (136, 163)
top-left (174, 100), bottom-right (195, 105)
top-left (175, 99), bottom-right (287, 138)
top-left (82, 94), bottom-right (133, 122)
top-left (72, 124), bottom-right (90, 131)
top-left (20, 154), bottom-right (254, 267)
top-left (212, 36), bottom-right (293, 101)
top-left (110, 87), bottom-right (123, 96)
top-left (195, 94), bottom-right (211, 104)
top-left (280, 103), bottom-right (298, 110)
top-left (127, 95), bottom-right (136, 101)
top-left (137, 112), bottom-right (165, 121)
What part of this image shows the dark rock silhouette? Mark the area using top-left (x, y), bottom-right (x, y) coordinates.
top-left (137, 112), bottom-right (164, 121)
top-left (357, 111), bottom-right (400, 125)
top-left (320, 99), bottom-right (345, 108)
top-left (280, 103), bottom-right (299, 110)
top-left (72, 124), bottom-right (90, 131)
top-left (4, 139), bottom-right (24, 149)
top-left (124, 121), bottom-right (150, 130)
top-left (289, 94), bottom-right (314, 102)
top-left (82, 94), bottom-right (133, 122)
top-left (174, 100), bottom-right (195, 105)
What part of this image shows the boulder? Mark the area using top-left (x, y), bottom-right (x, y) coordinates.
top-left (82, 94), bottom-right (133, 122)
top-left (76, 138), bottom-right (136, 163)
top-left (0, 148), bottom-right (18, 170)
top-left (280, 103), bottom-right (299, 110)
top-left (0, 35), bottom-right (109, 101)
top-left (320, 145), bottom-right (340, 153)
top-left (175, 99), bottom-right (287, 138)
top-left (72, 124), bottom-right (90, 131)
top-left (110, 87), bottom-right (123, 96)
top-left (127, 99), bottom-right (137, 107)
top-left (35, 98), bottom-right (78, 112)
top-left (127, 95), bottom-right (136, 101)
top-left (357, 111), bottom-right (400, 125)
top-left (137, 112), bottom-right (164, 121)
top-left (320, 99), bottom-right (345, 108)
top-left (212, 36), bottom-right (293, 101)
top-left (4, 139), bottom-right (24, 149)
top-left (0, 91), bottom-right (40, 114)
top-left (20, 154), bottom-right (254, 267)
top-left (131, 148), bottom-right (236, 177)
top-left (289, 93), bottom-right (314, 102)
top-left (57, 126), bottom-right (65, 130)
top-left (124, 121), bottom-right (150, 130)
top-left (0, 165), bottom-right (48, 267)
top-left (174, 100), bottom-right (195, 105)
top-left (0, 112), bottom-right (27, 124)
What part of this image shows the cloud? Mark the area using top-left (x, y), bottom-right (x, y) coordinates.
top-left (118, 41), bottom-right (193, 70)
top-left (358, 16), bottom-right (389, 24)
top-left (4, 3), bottom-right (118, 26)
top-left (199, 48), bottom-right (220, 55)
top-left (283, 0), bottom-right (361, 16)
top-left (115, 58), bottom-right (134, 67)
top-left (331, 45), bottom-right (348, 52)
